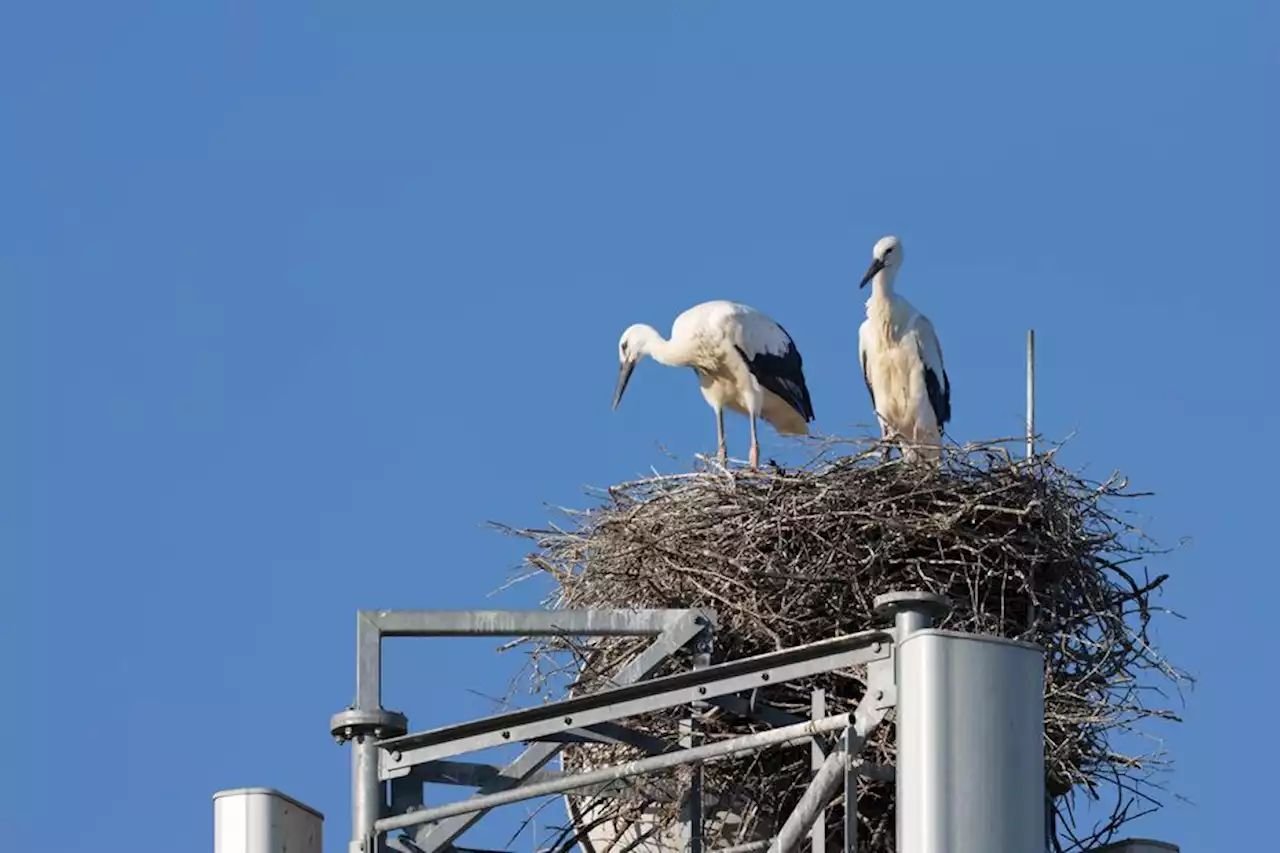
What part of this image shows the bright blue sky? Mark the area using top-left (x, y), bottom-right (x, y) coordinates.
top-left (3, 2), bottom-right (1276, 851)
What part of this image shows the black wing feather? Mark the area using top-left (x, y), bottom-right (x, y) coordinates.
top-left (921, 361), bottom-right (952, 431)
top-left (735, 329), bottom-right (815, 422)
top-left (860, 348), bottom-right (877, 410)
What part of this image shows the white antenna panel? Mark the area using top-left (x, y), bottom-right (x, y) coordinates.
top-left (214, 787), bottom-right (323, 853)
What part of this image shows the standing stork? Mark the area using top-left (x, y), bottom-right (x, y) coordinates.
top-left (612, 300), bottom-right (815, 469)
top-left (856, 235), bottom-right (952, 461)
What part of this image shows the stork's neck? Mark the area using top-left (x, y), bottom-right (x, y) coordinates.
top-left (641, 327), bottom-right (697, 367)
top-left (868, 267), bottom-right (897, 301)
top-left (866, 269), bottom-right (898, 336)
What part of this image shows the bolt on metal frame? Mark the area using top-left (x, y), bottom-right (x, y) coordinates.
top-left (332, 592), bottom-right (951, 853)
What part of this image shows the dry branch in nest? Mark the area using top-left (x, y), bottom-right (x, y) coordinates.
top-left (495, 437), bottom-right (1187, 853)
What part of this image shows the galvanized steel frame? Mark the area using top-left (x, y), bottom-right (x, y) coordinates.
top-left (333, 608), bottom-right (716, 853)
top-left (333, 593), bottom-right (949, 853)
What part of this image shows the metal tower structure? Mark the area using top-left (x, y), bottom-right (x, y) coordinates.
top-left (213, 589), bottom-right (1182, 853)
top-left (325, 591), bottom-right (1041, 853)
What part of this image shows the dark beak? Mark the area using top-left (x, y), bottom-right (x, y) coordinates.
top-left (859, 257), bottom-right (886, 288)
top-left (612, 359), bottom-right (637, 410)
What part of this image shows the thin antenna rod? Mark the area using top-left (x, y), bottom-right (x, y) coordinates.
top-left (1026, 329), bottom-right (1036, 458)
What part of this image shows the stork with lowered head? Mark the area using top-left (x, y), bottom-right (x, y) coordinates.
top-left (612, 299), bottom-right (815, 469)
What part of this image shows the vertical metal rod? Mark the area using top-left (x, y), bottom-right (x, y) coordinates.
top-left (1025, 329), bottom-right (1038, 634)
top-left (810, 689), bottom-right (827, 853)
top-left (352, 734), bottom-right (382, 852)
top-left (894, 609), bottom-right (929, 638)
top-left (1026, 329), bottom-right (1036, 458)
top-left (842, 728), bottom-right (857, 853)
top-left (682, 627), bottom-right (713, 853)
top-left (354, 614), bottom-right (383, 853)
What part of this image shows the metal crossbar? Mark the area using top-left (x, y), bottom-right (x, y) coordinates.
top-left (380, 631), bottom-right (891, 778)
top-left (377, 713), bottom-right (857, 833)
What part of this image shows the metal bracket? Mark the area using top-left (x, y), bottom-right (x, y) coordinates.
top-left (873, 591), bottom-right (951, 642)
top-left (332, 707), bottom-right (409, 744)
top-left (370, 609), bottom-right (713, 853)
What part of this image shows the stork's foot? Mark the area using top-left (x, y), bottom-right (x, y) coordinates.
top-left (748, 443), bottom-right (760, 470)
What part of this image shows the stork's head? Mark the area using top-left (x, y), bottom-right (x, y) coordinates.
top-left (860, 235), bottom-right (904, 288)
top-left (613, 324), bottom-right (657, 410)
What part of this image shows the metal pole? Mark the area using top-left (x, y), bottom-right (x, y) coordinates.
top-left (1025, 328), bottom-right (1038, 634)
top-left (376, 713), bottom-right (854, 833)
top-left (682, 626), bottom-right (713, 853)
top-left (332, 615), bottom-right (408, 853)
top-left (810, 690), bottom-right (827, 853)
top-left (1026, 329), bottom-right (1036, 458)
top-left (767, 745), bottom-right (849, 853)
top-left (352, 735), bottom-right (381, 852)
top-left (842, 728), bottom-right (858, 853)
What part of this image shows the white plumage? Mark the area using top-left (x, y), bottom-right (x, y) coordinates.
top-left (612, 300), bottom-right (815, 469)
top-left (856, 236), bottom-right (952, 461)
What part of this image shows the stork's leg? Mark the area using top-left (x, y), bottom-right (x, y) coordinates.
top-left (748, 413), bottom-right (760, 470)
top-left (715, 406), bottom-right (727, 465)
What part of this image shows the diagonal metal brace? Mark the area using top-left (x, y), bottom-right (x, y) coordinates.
top-left (379, 712), bottom-right (858, 833)
top-left (532, 721), bottom-right (676, 755)
top-left (408, 611), bottom-right (709, 853)
top-left (381, 630), bottom-right (892, 778)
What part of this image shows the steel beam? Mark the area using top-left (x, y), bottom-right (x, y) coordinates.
top-left (353, 609), bottom-right (709, 722)
top-left (380, 632), bottom-right (891, 777)
top-left (352, 735), bottom-right (382, 852)
top-left (366, 609), bottom-right (713, 638)
top-left (356, 611), bottom-right (383, 712)
top-left (680, 626), bottom-right (713, 853)
top-left (810, 690), bottom-right (827, 853)
top-left (843, 728), bottom-right (858, 853)
top-left (377, 712), bottom-right (857, 833)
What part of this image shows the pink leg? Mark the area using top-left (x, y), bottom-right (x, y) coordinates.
top-left (748, 414), bottom-right (760, 469)
top-left (716, 407), bottom-right (727, 465)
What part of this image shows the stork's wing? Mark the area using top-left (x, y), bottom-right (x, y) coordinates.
top-left (732, 308), bottom-right (815, 422)
top-left (907, 314), bottom-right (951, 430)
top-left (857, 320), bottom-right (876, 410)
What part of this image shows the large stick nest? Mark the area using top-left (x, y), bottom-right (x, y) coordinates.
top-left (498, 438), bottom-right (1187, 853)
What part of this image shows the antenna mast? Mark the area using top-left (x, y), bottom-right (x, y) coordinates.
top-left (1026, 329), bottom-right (1036, 457)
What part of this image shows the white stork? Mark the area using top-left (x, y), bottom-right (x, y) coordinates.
top-left (612, 300), bottom-right (816, 469)
top-left (856, 235), bottom-right (952, 461)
